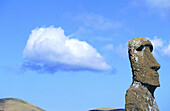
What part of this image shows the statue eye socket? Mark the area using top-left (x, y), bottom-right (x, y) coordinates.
top-left (145, 44), bottom-right (153, 52)
top-left (136, 45), bottom-right (144, 51)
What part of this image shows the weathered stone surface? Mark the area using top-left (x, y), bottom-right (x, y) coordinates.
top-left (0, 98), bottom-right (45, 111)
top-left (125, 38), bottom-right (160, 111)
top-left (89, 108), bottom-right (125, 111)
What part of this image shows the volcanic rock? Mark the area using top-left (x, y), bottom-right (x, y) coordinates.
top-left (125, 38), bottom-right (160, 111)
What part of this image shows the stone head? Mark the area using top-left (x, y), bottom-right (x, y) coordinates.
top-left (128, 38), bottom-right (160, 87)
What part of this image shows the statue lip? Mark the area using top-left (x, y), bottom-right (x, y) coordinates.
top-left (151, 70), bottom-right (159, 75)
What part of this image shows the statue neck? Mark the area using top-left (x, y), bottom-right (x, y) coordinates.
top-left (132, 80), bottom-right (157, 97)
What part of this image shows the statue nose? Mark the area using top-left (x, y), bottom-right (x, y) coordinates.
top-left (149, 54), bottom-right (160, 71)
top-left (151, 65), bottom-right (160, 71)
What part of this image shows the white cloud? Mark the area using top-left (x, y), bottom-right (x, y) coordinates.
top-left (102, 43), bottom-right (128, 59)
top-left (75, 13), bottom-right (121, 30)
top-left (163, 43), bottom-right (170, 56)
top-left (115, 44), bottom-right (128, 58)
top-left (23, 26), bottom-right (112, 72)
top-left (96, 37), bottom-right (113, 42)
top-left (148, 37), bottom-right (170, 57)
top-left (131, 0), bottom-right (170, 17)
top-left (72, 27), bottom-right (93, 39)
top-left (148, 37), bottom-right (164, 56)
top-left (103, 44), bottom-right (114, 50)
top-left (149, 36), bottom-right (164, 49)
top-left (144, 0), bottom-right (170, 17)
top-left (146, 0), bottom-right (170, 8)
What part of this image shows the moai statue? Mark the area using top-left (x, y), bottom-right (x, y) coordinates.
top-left (125, 38), bottom-right (160, 111)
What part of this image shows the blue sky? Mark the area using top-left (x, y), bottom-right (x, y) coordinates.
top-left (0, 0), bottom-right (170, 111)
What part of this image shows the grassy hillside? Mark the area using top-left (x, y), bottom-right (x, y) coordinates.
top-left (0, 98), bottom-right (45, 111)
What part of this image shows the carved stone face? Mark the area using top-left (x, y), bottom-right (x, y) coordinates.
top-left (128, 38), bottom-right (160, 86)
